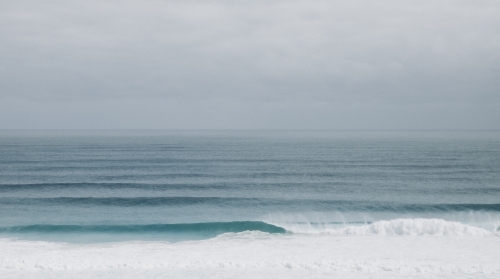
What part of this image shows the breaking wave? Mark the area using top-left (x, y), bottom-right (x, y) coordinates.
top-left (276, 218), bottom-right (494, 236)
top-left (1, 219), bottom-right (496, 243)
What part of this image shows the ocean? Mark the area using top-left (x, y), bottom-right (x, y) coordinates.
top-left (1, 130), bottom-right (499, 278)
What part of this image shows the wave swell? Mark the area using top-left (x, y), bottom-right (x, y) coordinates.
top-left (1, 197), bottom-right (500, 212)
top-left (0, 221), bottom-right (286, 235)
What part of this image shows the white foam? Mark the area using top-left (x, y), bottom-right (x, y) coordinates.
top-left (271, 218), bottom-right (494, 236)
top-left (264, 211), bottom-right (500, 234)
top-left (332, 218), bottom-right (492, 236)
top-left (1, 220), bottom-right (499, 279)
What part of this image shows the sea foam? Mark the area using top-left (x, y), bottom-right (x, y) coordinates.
top-left (1, 222), bottom-right (499, 279)
top-left (334, 218), bottom-right (493, 236)
top-left (273, 218), bottom-right (494, 236)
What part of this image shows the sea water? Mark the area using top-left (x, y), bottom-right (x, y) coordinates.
top-left (1, 130), bottom-right (499, 278)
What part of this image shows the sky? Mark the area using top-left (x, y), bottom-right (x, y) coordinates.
top-left (1, 0), bottom-right (499, 130)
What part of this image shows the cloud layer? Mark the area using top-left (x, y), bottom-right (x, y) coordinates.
top-left (1, 0), bottom-right (499, 129)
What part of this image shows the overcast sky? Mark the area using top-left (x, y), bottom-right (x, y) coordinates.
top-left (1, 0), bottom-right (499, 129)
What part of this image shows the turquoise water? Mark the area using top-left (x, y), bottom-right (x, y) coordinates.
top-left (1, 130), bottom-right (499, 242)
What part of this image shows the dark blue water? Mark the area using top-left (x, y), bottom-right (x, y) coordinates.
top-left (1, 130), bottom-right (499, 242)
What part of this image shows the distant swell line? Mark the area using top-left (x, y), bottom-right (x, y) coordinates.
top-left (0, 197), bottom-right (253, 206)
top-left (1, 197), bottom-right (500, 211)
top-left (0, 183), bottom-right (229, 191)
top-left (0, 221), bottom-right (286, 234)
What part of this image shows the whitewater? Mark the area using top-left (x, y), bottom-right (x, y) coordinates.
top-left (2, 218), bottom-right (499, 279)
top-left (1, 130), bottom-right (500, 278)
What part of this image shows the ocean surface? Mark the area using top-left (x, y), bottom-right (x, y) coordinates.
top-left (1, 130), bottom-right (499, 278)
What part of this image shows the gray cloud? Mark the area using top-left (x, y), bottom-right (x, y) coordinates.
top-left (1, 0), bottom-right (499, 129)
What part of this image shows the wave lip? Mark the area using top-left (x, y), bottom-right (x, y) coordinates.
top-left (332, 218), bottom-right (493, 236)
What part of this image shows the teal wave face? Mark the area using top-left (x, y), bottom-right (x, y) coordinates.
top-left (0, 221), bottom-right (287, 235)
